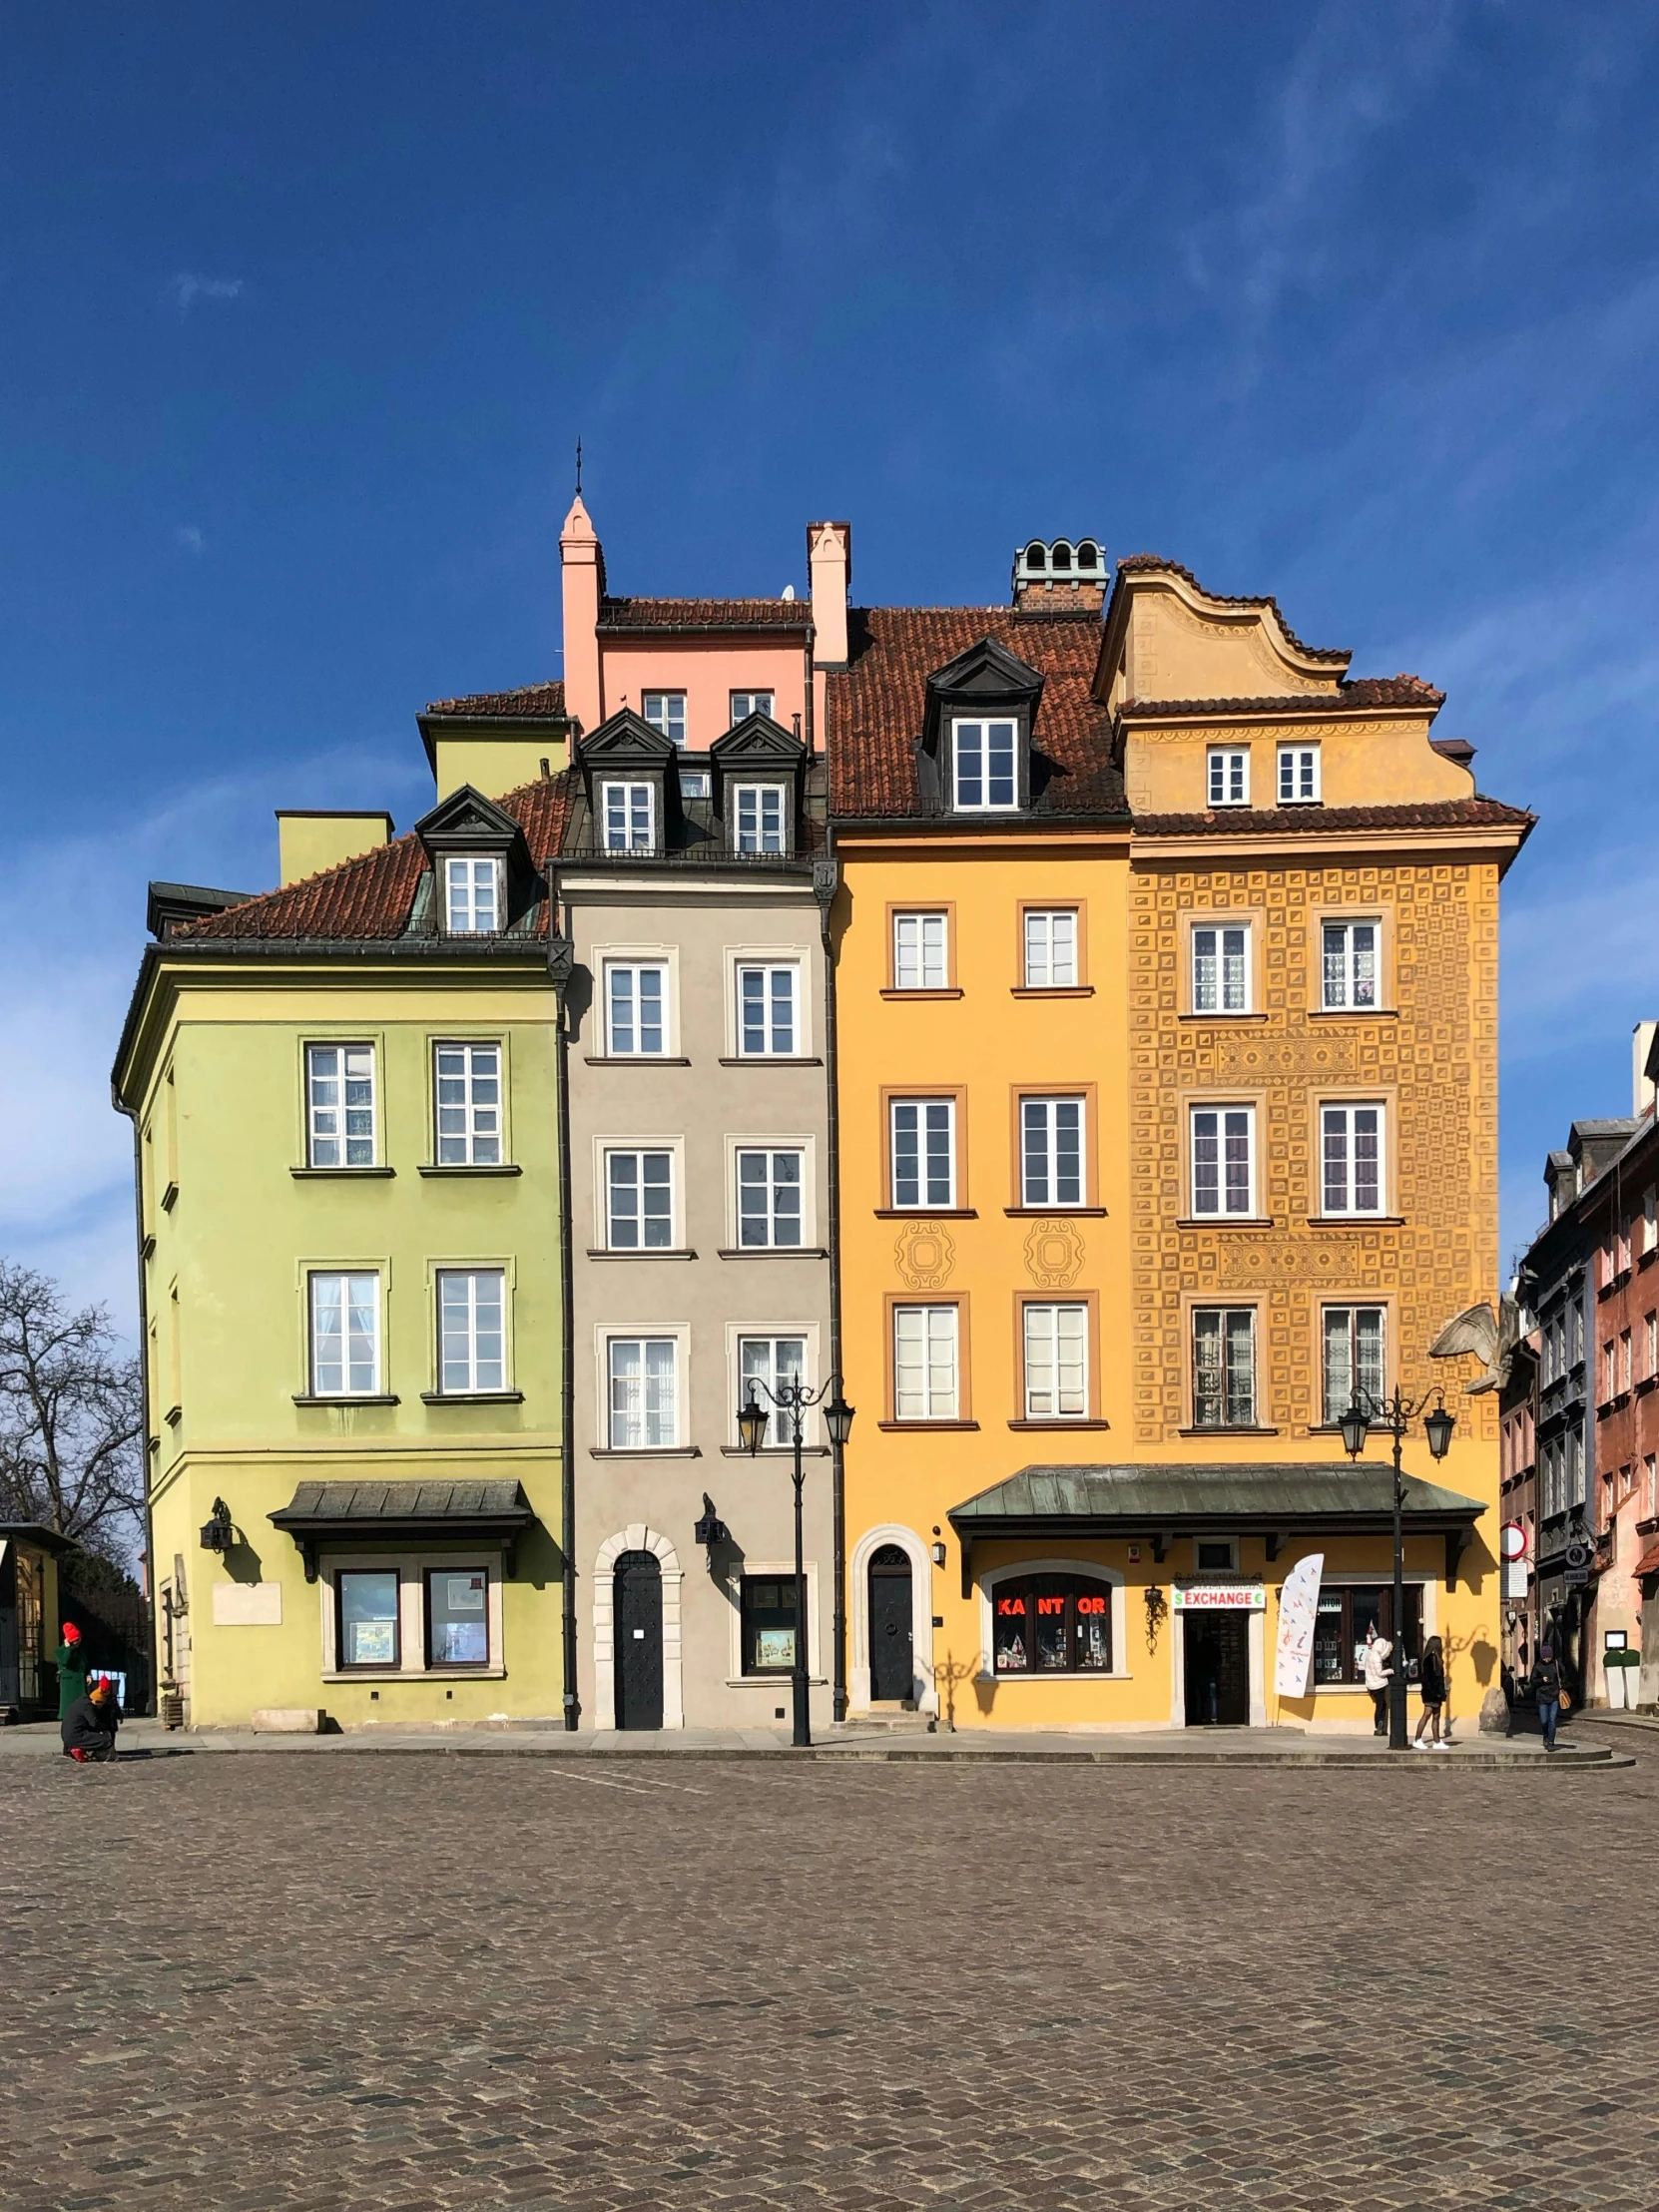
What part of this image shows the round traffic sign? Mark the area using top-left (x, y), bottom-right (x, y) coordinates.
top-left (1564, 1539), bottom-right (1592, 1571)
top-left (1500, 1521), bottom-right (1527, 1561)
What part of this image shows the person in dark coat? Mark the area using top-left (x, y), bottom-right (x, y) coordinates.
top-left (55, 1622), bottom-right (89, 1718)
top-left (1530, 1640), bottom-right (1565, 1750)
top-left (1413, 1633), bottom-right (1448, 1747)
top-left (61, 1675), bottom-right (121, 1763)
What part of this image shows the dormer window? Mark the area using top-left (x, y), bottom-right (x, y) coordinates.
top-left (953, 719), bottom-right (1018, 811)
top-left (445, 856), bottom-right (500, 933)
top-left (641, 693), bottom-right (686, 749)
top-left (733, 785), bottom-right (786, 854)
top-left (602, 781), bottom-right (655, 852)
top-left (1207, 747), bottom-right (1250, 808)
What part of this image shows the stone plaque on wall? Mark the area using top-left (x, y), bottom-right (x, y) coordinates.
top-left (212, 1580), bottom-right (283, 1626)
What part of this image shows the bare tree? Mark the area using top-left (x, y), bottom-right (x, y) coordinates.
top-left (0, 1262), bottom-right (144, 1558)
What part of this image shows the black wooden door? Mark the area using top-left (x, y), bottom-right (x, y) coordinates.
top-left (614, 1550), bottom-right (663, 1730)
top-left (868, 1546), bottom-right (913, 1702)
top-left (1185, 1612), bottom-right (1249, 1726)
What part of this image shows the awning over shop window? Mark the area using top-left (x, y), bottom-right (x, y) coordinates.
top-left (270, 1480), bottom-right (536, 1581)
top-left (947, 1462), bottom-right (1484, 1598)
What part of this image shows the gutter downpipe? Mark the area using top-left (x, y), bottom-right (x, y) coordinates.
top-left (113, 1091), bottom-right (159, 1719)
top-left (807, 624), bottom-right (848, 1725)
top-left (548, 901), bottom-right (580, 1731)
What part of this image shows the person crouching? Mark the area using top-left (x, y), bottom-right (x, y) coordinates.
top-left (61, 1675), bottom-right (121, 1763)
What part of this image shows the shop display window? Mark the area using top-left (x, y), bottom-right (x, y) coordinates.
top-left (1310, 1584), bottom-right (1422, 1686)
top-left (992, 1574), bottom-right (1113, 1674)
top-left (741, 1576), bottom-right (798, 1674)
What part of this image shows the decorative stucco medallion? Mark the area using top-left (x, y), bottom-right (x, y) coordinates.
top-left (893, 1221), bottom-right (956, 1290)
top-left (1023, 1219), bottom-right (1084, 1289)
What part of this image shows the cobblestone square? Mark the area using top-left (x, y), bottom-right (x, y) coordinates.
top-left (4, 1738), bottom-right (1656, 2210)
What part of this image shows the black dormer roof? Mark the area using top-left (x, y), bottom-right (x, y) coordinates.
top-left (413, 785), bottom-right (538, 925)
top-left (921, 635), bottom-right (1045, 752)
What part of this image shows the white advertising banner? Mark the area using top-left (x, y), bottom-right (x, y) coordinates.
top-left (1274, 1553), bottom-right (1325, 1698)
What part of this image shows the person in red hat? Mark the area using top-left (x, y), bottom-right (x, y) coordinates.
top-left (61, 1674), bottom-right (120, 1763)
top-left (56, 1621), bottom-right (89, 1719)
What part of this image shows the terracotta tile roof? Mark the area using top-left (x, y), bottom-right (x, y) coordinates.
top-left (1121, 675), bottom-right (1444, 716)
top-left (1113, 554), bottom-right (1351, 664)
top-left (422, 680), bottom-right (565, 718)
top-left (828, 605), bottom-right (1127, 820)
top-left (597, 597), bottom-right (811, 632)
top-left (176, 774), bottom-right (578, 940)
top-left (1134, 797), bottom-right (1535, 838)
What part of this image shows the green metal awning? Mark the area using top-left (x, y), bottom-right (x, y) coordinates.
top-left (270, 1479), bottom-right (536, 1581)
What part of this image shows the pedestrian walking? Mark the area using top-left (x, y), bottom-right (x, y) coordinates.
top-left (1362, 1625), bottom-right (1394, 1736)
top-left (1530, 1640), bottom-right (1567, 1751)
top-left (55, 1621), bottom-right (88, 1718)
top-left (60, 1675), bottom-right (121, 1764)
top-left (1412, 1633), bottom-right (1448, 1748)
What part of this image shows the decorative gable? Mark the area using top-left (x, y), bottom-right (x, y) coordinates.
top-left (577, 709), bottom-right (680, 856)
top-left (918, 636), bottom-right (1046, 814)
top-left (413, 785), bottom-right (537, 930)
top-left (710, 712), bottom-right (806, 855)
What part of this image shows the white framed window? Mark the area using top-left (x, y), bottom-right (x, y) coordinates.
top-left (893, 1304), bottom-right (958, 1420)
top-left (437, 1269), bottom-right (506, 1394)
top-left (733, 785), bottom-right (786, 854)
top-left (1023, 907), bottom-right (1078, 988)
top-left (890, 1099), bottom-right (955, 1210)
top-left (679, 769), bottom-right (711, 799)
top-left (602, 781), bottom-right (655, 851)
top-left (1278, 745), bottom-right (1321, 804)
top-left (893, 911), bottom-right (948, 991)
top-left (730, 690), bottom-right (774, 724)
top-left (606, 1149), bottom-right (674, 1250)
top-left (309, 1272), bottom-right (380, 1397)
top-left (737, 962), bottom-right (799, 1056)
top-left (1191, 1105), bottom-right (1255, 1217)
top-left (306, 1043), bottom-right (376, 1168)
top-left (1023, 1302), bottom-right (1087, 1418)
top-left (737, 1147), bottom-right (804, 1248)
top-left (738, 1335), bottom-right (807, 1447)
top-left (605, 963), bottom-right (667, 1056)
top-left (1207, 748), bottom-right (1249, 807)
top-left (1320, 1102), bottom-right (1384, 1216)
top-left (1193, 1307), bottom-right (1256, 1427)
top-left (434, 1043), bottom-right (502, 1166)
top-left (1322, 920), bottom-right (1379, 1009)
top-left (952, 718), bottom-right (1018, 811)
top-left (1020, 1097), bottom-right (1084, 1207)
top-left (641, 693), bottom-right (687, 748)
top-left (608, 1337), bottom-right (678, 1448)
top-left (1192, 924), bottom-right (1250, 1014)
top-left (1323, 1305), bottom-right (1384, 1424)
top-left (444, 856), bottom-right (500, 933)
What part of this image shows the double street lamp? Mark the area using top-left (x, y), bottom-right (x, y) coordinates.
top-left (736, 1374), bottom-right (854, 1748)
top-left (1339, 1384), bottom-right (1455, 1749)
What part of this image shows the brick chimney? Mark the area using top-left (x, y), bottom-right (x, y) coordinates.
top-left (560, 492), bottom-right (604, 735)
top-left (808, 520), bottom-right (851, 667)
top-left (1012, 535), bottom-right (1107, 611)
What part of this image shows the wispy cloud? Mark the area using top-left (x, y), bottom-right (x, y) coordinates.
top-left (166, 272), bottom-right (244, 315)
top-left (173, 523), bottom-right (205, 556)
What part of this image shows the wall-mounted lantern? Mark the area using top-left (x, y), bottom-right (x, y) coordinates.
top-left (200, 1497), bottom-right (234, 1554)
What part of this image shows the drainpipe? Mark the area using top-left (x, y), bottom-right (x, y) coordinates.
top-left (547, 904), bottom-right (580, 1730)
top-left (112, 1094), bottom-right (159, 1718)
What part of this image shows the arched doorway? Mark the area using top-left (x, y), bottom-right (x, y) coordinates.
top-left (613, 1550), bottom-right (663, 1729)
top-left (868, 1543), bottom-right (913, 1702)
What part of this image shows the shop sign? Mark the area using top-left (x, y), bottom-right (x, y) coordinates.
top-left (1173, 1580), bottom-right (1265, 1612)
top-left (1274, 1553), bottom-right (1324, 1697)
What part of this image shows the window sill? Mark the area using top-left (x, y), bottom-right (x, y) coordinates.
top-left (1308, 1215), bottom-right (1404, 1228)
top-left (717, 1056), bottom-right (824, 1067)
top-left (418, 1164), bottom-right (522, 1178)
top-left (1176, 1424), bottom-right (1280, 1437)
top-left (725, 1677), bottom-right (830, 1689)
top-left (1635, 1376), bottom-right (1657, 1395)
top-left (584, 1055), bottom-right (692, 1067)
top-left (1008, 1417), bottom-right (1111, 1430)
top-left (164, 1403), bottom-right (182, 1427)
top-left (1179, 1012), bottom-right (1267, 1024)
top-left (323, 1667), bottom-right (506, 1684)
top-left (876, 1418), bottom-right (979, 1431)
top-left (874, 1208), bottom-right (977, 1220)
top-left (589, 1445), bottom-right (702, 1458)
top-left (585, 1247), bottom-right (698, 1261)
top-left (1175, 1216), bottom-right (1277, 1230)
top-left (1639, 1248), bottom-right (1657, 1270)
top-left (290, 1165), bottom-right (395, 1179)
top-left (161, 1181), bottom-right (179, 1212)
top-left (293, 1393), bottom-right (400, 1407)
top-left (141, 1233), bottom-right (156, 1260)
top-left (880, 988), bottom-right (963, 1001)
top-left (1004, 1206), bottom-right (1108, 1218)
top-left (981, 1670), bottom-right (1133, 1684)
top-left (419, 1390), bottom-right (525, 1405)
top-left (1010, 986), bottom-right (1094, 999)
top-left (718, 1444), bottom-right (830, 1457)
top-left (1309, 1008), bottom-right (1397, 1020)
top-left (716, 1246), bottom-right (829, 1260)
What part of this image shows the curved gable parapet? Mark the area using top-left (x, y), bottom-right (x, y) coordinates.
top-left (1099, 556), bottom-right (1353, 712)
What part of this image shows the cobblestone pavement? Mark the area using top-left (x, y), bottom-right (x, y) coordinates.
top-left (4, 1741), bottom-right (1657, 2211)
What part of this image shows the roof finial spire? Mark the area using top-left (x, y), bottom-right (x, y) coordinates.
top-left (575, 435), bottom-right (583, 496)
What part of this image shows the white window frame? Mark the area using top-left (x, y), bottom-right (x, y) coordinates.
top-left (308, 1271), bottom-right (381, 1397)
top-left (729, 690), bottom-right (775, 725)
top-left (734, 1144), bottom-right (808, 1249)
top-left (1190, 1105), bottom-right (1256, 1218)
top-left (1192, 924), bottom-right (1251, 1015)
top-left (1192, 1306), bottom-right (1258, 1428)
top-left (1321, 1304), bottom-right (1385, 1425)
top-left (604, 961), bottom-right (669, 1057)
top-left (893, 910), bottom-right (948, 992)
top-left (640, 692), bottom-right (687, 749)
top-left (305, 1041), bottom-right (377, 1168)
top-left (732, 784), bottom-right (787, 855)
top-left (433, 1041), bottom-right (504, 1167)
top-left (679, 767), bottom-right (711, 799)
top-left (1207, 748), bottom-right (1250, 808)
top-left (444, 855), bottom-right (501, 934)
top-left (1023, 1302), bottom-right (1088, 1419)
top-left (435, 1268), bottom-right (507, 1395)
top-left (1319, 1102), bottom-right (1385, 1217)
top-left (951, 717), bottom-right (1018, 812)
top-left (1020, 1096), bottom-right (1085, 1208)
top-left (890, 1098), bottom-right (956, 1211)
top-left (605, 1335), bottom-right (681, 1449)
top-left (1023, 907), bottom-right (1078, 989)
top-left (1277, 744), bottom-right (1321, 805)
top-left (735, 961), bottom-right (801, 1057)
top-left (603, 1147), bottom-right (676, 1251)
top-left (736, 1332), bottom-right (810, 1449)
top-left (601, 780), bottom-right (656, 852)
top-left (1321, 919), bottom-right (1381, 1010)
top-left (892, 1303), bottom-right (959, 1421)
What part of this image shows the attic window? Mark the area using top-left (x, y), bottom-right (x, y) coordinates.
top-left (1050, 541), bottom-right (1072, 571)
top-left (445, 856), bottom-right (500, 933)
top-left (602, 782), bottom-right (655, 853)
top-left (1076, 540), bottom-right (1099, 570)
top-left (952, 719), bottom-right (1018, 812)
top-left (734, 785), bottom-right (786, 855)
top-left (1024, 542), bottom-right (1046, 571)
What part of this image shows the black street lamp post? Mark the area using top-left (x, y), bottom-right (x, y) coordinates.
top-left (1340, 1384), bottom-right (1455, 1749)
top-left (737, 1374), bottom-right (854, 1748)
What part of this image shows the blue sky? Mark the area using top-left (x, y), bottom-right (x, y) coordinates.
top-left (4, 2), bottom-right (1657, 1328)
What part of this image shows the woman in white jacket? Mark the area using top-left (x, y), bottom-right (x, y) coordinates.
top-left (1361, 1628), bottom-right (1394, 1737)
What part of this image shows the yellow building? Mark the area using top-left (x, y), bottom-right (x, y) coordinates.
top-left (823, 539), bottom-right (1531, 1731)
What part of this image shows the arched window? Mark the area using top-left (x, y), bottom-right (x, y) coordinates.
top-left (1076, 540), bottom-right (1099, 570)
top-left (1050, 540), bottom-right (1073, 571)
top-left (1024, 541), bottom-right (1047, 571)
top-left (992, 1572), bottom-right (1112, 1673)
